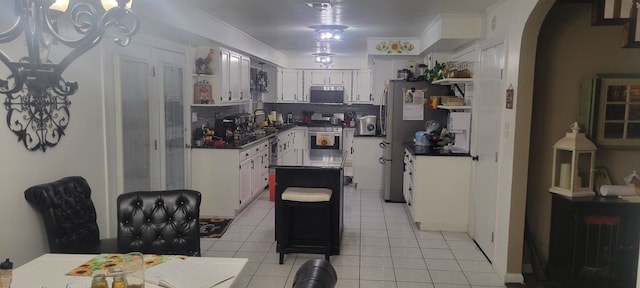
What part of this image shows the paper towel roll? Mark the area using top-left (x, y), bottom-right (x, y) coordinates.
top-left (559, 163), bottom-right (571, 189)
top-left (600, 184), bottom-right (637, 196)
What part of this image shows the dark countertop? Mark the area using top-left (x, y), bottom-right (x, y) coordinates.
top-left (192, 124), bottom-right (297, 150)
top-left (271, 150), bottom-right (344, 169)
top-left (354, 134), bottom-right (385, 138)
top-left (405, 142), bottom-right (471, 157)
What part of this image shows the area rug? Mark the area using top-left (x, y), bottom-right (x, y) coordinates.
top-left (199, 217), bottom-right (233, 238)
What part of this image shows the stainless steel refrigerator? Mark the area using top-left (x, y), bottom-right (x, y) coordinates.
top-left (380, 80), bottom-right (449, 202)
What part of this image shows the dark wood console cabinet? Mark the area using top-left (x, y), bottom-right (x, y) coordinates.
top-left (547, 193), bottom-right (639, 288)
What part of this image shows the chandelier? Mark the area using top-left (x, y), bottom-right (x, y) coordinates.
top-left (313, 52), bottom-right (334, 68)
top-left (310, 24), bottom-right (347, 42)
top-left (1, 0), bottom-right (138, 151)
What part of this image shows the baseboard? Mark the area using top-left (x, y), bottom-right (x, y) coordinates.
top-left (505, 273), bottom-right (525, 284)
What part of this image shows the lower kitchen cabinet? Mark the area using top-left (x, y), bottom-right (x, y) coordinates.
top-left (191, 138), bottom-right (270, 217)
top-left (546, 193), bottom-right (639, 288)
top-left (352, 137), bottom-right (384, 190)
top-left (405, 150), bottom-right (470, 231)
top-left (343, 128), bottom-right (355, 177)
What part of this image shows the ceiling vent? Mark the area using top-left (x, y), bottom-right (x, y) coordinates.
top-left (305, 1), bottom-right (332, 10)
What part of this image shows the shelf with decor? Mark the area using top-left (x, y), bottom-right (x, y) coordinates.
top-left (437, 105), bottom-right (472, 110)
top-left (431, 78), bottom-right (473, 85)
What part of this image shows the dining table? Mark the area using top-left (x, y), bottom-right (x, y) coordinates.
top-left (12, 253), bottom-right (248, 288)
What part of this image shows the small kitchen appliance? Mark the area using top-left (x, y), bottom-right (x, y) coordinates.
top-left (448, 112), bottom-right (471, 153)
top-left (356, 115), bottom-right (377, 136)
top-left (414, 131), bottom-right (429, 146)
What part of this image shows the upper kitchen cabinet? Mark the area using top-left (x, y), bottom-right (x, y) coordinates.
top-left (308, 70), bottom-right (344, 85)
top-left (273, 68), bottom-right (305, 103)
top-left (192, 47), bottom-right (250, 106)
top-left (347, 69), bottom-right (373, 104)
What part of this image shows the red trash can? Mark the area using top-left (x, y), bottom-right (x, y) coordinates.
top-left (269, 169), bottom-right (276, 202)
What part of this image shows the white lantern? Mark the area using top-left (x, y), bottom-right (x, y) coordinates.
top-left (549, 122), bottom-right (598, 197)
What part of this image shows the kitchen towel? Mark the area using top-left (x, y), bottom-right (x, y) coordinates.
top-left (600, 184), bottom-right (636, 196)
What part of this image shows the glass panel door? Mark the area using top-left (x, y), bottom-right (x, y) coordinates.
top-left (120, 58), bottom-right (153, 192)
top-left (157, 49), bottom-right (186, 190)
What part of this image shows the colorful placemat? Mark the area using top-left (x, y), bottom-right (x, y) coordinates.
top-left (66, 254), bottom-right (186, 276)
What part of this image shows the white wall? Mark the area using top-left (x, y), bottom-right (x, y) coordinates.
top-left (0, 38), bottom-right (110, 266)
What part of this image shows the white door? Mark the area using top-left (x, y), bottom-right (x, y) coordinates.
top-left (471, 41), bottom-right (505, 261)
top-left (118, 56), bottom-right (154, 191)
top-left (117, 47), bottom-right (187, 192)
top-left (154, 48), bottom-right (187, 190)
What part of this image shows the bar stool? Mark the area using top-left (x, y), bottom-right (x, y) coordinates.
top-left (279, 187), bottom-right (332, 264)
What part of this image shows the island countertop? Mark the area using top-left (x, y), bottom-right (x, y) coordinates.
top-left (271, 150), bottom-right (344, 169)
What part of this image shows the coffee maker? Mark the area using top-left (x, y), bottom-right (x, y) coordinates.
top-left (214, 117), bottom-right (237, 142)
top-left (448, 112), bottom-right (471, 153)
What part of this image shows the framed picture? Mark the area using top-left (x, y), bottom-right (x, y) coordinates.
top-left (578, 74), bottom-right (640, 149)
top-left (194, 80), bottom-right (213, 104)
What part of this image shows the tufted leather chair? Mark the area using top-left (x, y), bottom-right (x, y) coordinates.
top-left (116, 190), bottom-right (202, 256)
top-left (24, 176), bottom-right (119, 254)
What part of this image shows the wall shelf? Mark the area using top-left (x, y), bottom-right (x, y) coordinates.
top-left (437, 105), bottom-right (472, 110)
top-left (432, 78), bottom-right (473, 85)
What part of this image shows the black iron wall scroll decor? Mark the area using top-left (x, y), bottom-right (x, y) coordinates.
top-left (0, 0), bottom-right (138, 151)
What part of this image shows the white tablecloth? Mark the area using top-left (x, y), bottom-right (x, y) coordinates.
top-left (12, 253), bottom-right (248, 288)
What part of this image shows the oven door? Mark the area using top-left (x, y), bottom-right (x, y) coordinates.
top-left (309, 132), bottom-right (341, 150)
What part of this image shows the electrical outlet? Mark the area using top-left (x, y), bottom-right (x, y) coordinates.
top-left (192, 112), bottom-right (197, 121)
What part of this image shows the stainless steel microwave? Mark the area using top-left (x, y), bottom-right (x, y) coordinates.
top-left (309, 86), bottom-right (344, 104)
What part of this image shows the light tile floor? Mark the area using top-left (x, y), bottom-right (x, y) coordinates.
top-left (200, 184), bottom-right (506, 288)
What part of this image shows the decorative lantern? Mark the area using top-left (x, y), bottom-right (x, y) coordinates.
top-left (549, 122), bottom-right (598, 197)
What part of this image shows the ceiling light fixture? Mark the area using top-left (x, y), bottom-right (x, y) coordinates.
top-left (0, 0), bottom-right (139, 151)
top-left (313, 52), bottom-right (334, 68)
top-left (310, 24), bottom-right (347, 42)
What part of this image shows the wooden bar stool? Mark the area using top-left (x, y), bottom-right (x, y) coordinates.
top-left (279, 187), bottom-right (333, 264)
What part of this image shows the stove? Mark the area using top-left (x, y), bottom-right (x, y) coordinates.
top-left (308, 125), bottom-right (343, 151)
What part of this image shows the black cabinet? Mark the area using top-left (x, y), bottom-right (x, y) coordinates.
top-left (547, 193), bottom-right (639, 288)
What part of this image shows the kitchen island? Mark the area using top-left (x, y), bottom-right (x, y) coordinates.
top-left (272, 150), bottom-right (344, 256)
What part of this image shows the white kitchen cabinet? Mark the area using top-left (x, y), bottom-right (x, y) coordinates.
top-left (239, 156), bottom-right (252, 205)
top-left (191, 138), bottom-right (269, 217)
top-left (408, 151), bottom-right (471, 232)
top-left (277, 130), bottom-right (292, 165)
top-left (251, 140), bottom-right (270, 196)
top-left (239, 55), bottom-right (251, 102)
top-left (349, 69), bottom-right (373, 104)
top-left (194, 47), bottom-right (250, 105)
top-left (352, 137), bottom-right (384, 190)
top-left (403, 149), bottom-right (415, 218)
top-left (276, 68), bottom-right (305, 103)
top-left (292, 127), bottom-right (308, 165)
top-left (307, 70), bottom-right (348, 85)
top-left (343, 128), bottom-right (355, 177)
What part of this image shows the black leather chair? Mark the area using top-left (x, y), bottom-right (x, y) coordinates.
top-left (292, 259), bottom-right (337, 288)
top-left (116, 190), bottom-right (202, 256)
top-left (24, 176), bottom-right (119, 254)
